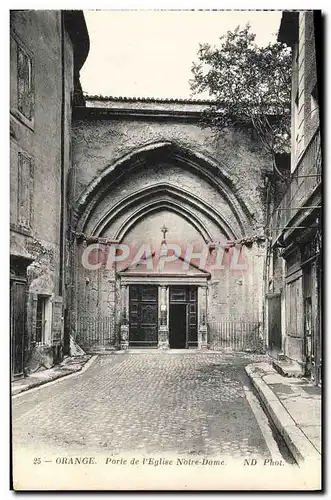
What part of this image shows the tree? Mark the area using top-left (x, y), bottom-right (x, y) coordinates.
top-left (190, 24), bottom-right (292, 179)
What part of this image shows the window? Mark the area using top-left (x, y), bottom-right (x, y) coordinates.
top-left (170, 287), bottom-right (187, 303)
top-left (293, 42), bottom-right (299, 65)
top-left (294, 91), bottom-right (300, 143)
top-left (17, 153), bottom-right (33, 229)
top-left (294, 90), bottom-right (304, 157)
top-left (304, 297), bottom-right (312, 359)
top-left (311, 83), bottom-right (319, 120)
top-left (17, 44), bottom-right (34, 121)
top-left (35, 296), bottom-right (51, 344)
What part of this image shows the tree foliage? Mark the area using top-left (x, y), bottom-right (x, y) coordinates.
top-left (190, 24), bottom-right (292, 176)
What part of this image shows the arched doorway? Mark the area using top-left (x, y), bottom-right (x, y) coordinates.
top-left (70, 141), bottom-right (262, 352)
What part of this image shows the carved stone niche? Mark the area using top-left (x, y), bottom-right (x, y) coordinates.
top-left (120, 284), bottom-right (129, 350)
top-left (158, 285), bottom-right (169, 349)
top-left (198, 285), bottom-right (208, 349)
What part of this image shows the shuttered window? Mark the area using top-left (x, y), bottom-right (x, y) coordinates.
top-left (17, 153), bottom-right (33, 229)
top-left (17, 45), bottom-right (33, 120)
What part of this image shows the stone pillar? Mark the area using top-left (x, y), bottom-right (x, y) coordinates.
top-left (198, 285), bottom-right (208, 349)
top-left (120, 283), bottom-right (129, 350)
top-left (158, 285), bottom-right (169, 349)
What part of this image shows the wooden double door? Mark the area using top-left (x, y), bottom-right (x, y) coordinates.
top-left (129, 286), bottom-right (158, 347)
top-left (128, 285), bottom-right (198, 348)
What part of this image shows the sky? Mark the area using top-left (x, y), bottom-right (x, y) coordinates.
top-left (81, 10), bottom-right (282, 99)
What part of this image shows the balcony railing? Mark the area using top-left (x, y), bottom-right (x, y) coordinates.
top-left (270, 128), bottom-right (321, 245)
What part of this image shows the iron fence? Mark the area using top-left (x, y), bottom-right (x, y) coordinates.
top-left (75, 316), bottom-right (116, 349)
top-left (208, 320), bottom-right (263, 352)
top-left (74, 317), bottom-right (263, 352)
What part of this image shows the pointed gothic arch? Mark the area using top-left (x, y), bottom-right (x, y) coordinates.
top-left (72, 141), bottom-right (254, 240)
top-left (90, 183), bottom-right (238, 242)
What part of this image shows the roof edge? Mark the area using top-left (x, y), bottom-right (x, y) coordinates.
top-left (277, 10), bottom-right (299, 46)
top-left (85, 95), bottom-right (215, 105)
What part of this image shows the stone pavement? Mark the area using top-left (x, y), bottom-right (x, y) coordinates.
top-left (11, 355), bottom-right (93, 396)
top-left (12, 352), bottom-right (278, 459)
top-left (245, 362), bottom-right (321, 466)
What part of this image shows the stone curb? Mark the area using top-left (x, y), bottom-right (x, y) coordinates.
top-left (245, 364), bottom-right (321, 466)
top-left (12, 355), bottom-right (98, 397)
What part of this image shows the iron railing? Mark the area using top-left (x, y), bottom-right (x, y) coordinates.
top-left (208, 320), bottom-right (263, 351)
top-left (75, 316), bottom-right (116, 349)
top-left (271, 128), bottom-right (321, 245)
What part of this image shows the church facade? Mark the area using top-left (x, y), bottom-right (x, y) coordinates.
top-left (68, 97), bottom-right (270, 352)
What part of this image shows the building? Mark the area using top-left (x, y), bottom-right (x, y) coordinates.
top-left (68, 97), bottom-right (271, 352)
top-left (267, 11), bottom-right (321, 384)
top-left (10, 10), bottom-right (89, 378)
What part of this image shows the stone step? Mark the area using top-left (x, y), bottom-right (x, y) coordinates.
top-left (272, 358), bottom-right (304, 378)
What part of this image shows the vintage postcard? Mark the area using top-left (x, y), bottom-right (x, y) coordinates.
top-left (10, 8), bottom-right (322, 491)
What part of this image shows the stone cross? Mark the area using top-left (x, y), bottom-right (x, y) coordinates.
top-left (161, 224), bottom-right (168, 241)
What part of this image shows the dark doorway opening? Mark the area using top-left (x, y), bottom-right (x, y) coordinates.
top-left (10, 278), bottom-right (26, 377)
top-left (169, 286), bottom-right (197, 349)
top-left (267, 292), bottom-right (282, 358)
top-left (169, 303), bottom-right (187, 349)
top-left (10, 255), bottom-right (31, 379)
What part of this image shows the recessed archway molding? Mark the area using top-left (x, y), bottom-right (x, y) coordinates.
top-left (92, 183), bottom-right (238, 241)
top-left (73, 140), bottom-right (254, 237)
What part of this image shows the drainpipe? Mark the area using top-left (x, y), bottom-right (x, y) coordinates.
top-left (59, 11), bottom-right (68, 354)
top-left (262, 174), bottom-right (272, 351)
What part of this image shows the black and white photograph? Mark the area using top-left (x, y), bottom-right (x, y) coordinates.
top-left (9, 7), bottom-right (322, 491)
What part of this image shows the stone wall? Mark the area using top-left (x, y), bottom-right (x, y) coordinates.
top-left (10, 11), bottom-right (74, 371)
top-left (72, 104), bottom-right (271, 234)
top-left (70, 99), bottom-right (271, 349)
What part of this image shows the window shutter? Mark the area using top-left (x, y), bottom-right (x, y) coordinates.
top-left (52, 297), bottom-right (63, 344)
top-left (18, 153), bottom-right (33, 229)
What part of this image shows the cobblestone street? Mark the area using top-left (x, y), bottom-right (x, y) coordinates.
top-left (12, 353), bottom-right (274, 458)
